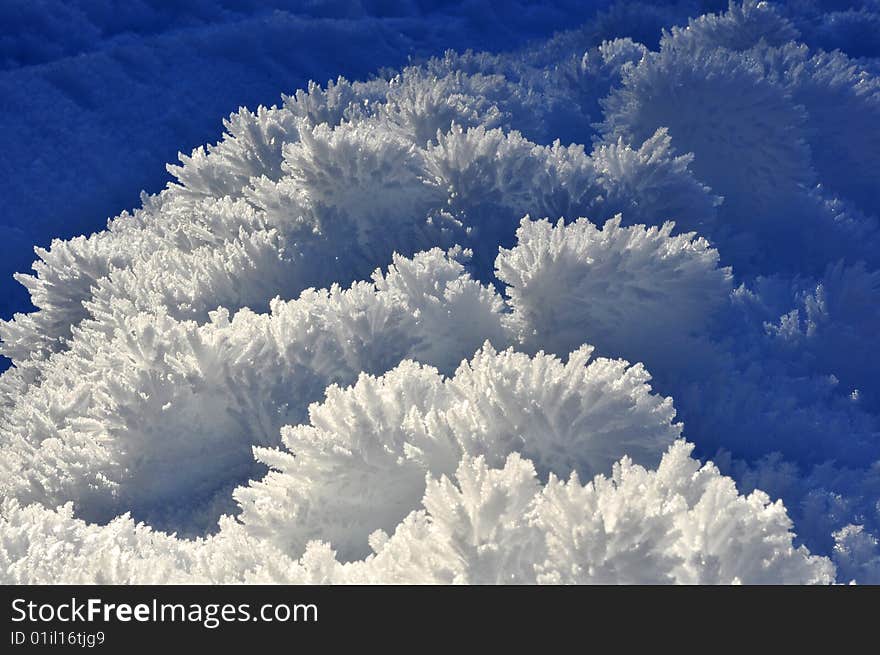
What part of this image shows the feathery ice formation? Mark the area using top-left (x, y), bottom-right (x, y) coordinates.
top-left (2, 1), bottom-right (880, 583)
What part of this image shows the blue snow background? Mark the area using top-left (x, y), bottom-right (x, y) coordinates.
top-left (0, 0), bottom-right (622, 327)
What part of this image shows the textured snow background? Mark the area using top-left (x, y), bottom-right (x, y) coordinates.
top-left (1, 0), bottom-right (880, 583)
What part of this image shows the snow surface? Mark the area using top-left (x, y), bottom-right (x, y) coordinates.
top-left (0, 0), bottom-right (611, 321)
top-left (2, 0), bottom-right (880, 583)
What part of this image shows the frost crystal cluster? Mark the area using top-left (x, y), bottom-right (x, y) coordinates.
top-left (2, 1), bottom-right (880, 584)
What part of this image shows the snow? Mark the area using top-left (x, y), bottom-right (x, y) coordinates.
top-left (2, 0), bottom-right (880, 584)
top-left (0, 0), bottom-right (612, 320)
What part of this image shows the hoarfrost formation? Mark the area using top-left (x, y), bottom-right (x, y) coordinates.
top-left (3, 1), bottom-right (880, 583)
